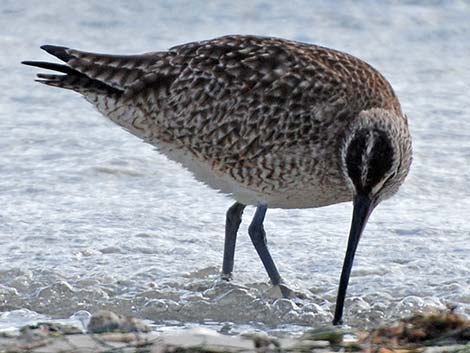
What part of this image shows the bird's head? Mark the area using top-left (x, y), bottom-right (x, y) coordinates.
top-left (341, 108), bottom-right (412, 211)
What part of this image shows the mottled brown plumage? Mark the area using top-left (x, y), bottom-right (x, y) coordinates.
top-left (23, 35), bottom-right (412, 325)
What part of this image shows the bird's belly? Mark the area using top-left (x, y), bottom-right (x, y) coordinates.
top-left (261, 188), bottom-right (353, 209)
top-left (154, 141), bottom-right (353, 209)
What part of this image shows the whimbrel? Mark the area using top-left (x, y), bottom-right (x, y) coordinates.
top-left (23, 35), bottom-right (412, 325)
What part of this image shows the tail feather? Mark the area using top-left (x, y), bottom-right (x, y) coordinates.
top-left (23, 44), bottom-right (178, 140)
top-left (22, 61), bottom-right (78, 75)
top-left (23, 44), bottom-right (170, 99)
top-left (22, 59), bottom-right (122, 95)
top-left (32, 44), bottom-right (158, 91)
top-left (40, 45), bottom-right (72, 62)
top-left (42, 44), bottom-right (157, 69)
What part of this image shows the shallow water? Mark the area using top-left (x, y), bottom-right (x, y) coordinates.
top-left (1, 0), bottom-right (470, 335)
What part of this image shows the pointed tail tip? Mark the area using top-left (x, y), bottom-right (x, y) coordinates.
top-left (40, 44), bottom-right (67, 52)
top-left (21, 60), bottom-right (38, 67)
top-left (40, 44), bottom-right (71, 62)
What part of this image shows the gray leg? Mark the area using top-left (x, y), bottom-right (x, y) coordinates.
top-left (221, 202), bottom-right (245, 280)
top-left (248, 204), bottom-right (290, 297)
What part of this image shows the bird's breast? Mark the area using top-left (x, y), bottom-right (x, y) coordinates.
top-left (151, 137), bottom-right (352, 208)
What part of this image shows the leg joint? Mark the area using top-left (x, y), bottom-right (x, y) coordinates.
top-left (226, 203), bottom-right (245, 228)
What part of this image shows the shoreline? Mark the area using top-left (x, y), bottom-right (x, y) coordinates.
top-left (1, 309), bottom-right (469, 353)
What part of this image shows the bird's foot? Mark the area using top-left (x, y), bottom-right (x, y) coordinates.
top-left (332, 317), bottom-right (343, 326)
top-left (220, 272), bottom-right (233, 281)
top-left (268, 283), bottom-right (309, 307)
top-left (268, 283), bottom-right (295, 299)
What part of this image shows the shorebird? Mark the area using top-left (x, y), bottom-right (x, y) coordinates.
top-left (23, 35), bottom-right (412, 325)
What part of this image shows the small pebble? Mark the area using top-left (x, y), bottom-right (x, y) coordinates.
top-left (87, 310), bottom-right (150, 333)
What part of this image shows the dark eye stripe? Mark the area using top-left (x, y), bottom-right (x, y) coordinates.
top-left (365, 130), bottom-right (394, 188)
top-left (346, 128), bottom-right (394, 194)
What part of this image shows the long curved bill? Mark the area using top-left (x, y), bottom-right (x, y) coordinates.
top-left (333, 193), bottom-right (376, 325)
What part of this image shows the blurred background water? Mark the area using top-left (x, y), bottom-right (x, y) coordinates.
top-left (1, 0), bottom-right (470, 335)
